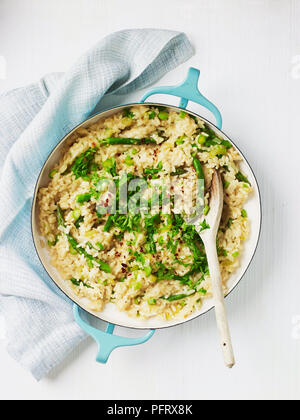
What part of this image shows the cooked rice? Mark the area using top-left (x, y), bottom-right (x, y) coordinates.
top-left (38, 105), bottom-right (252, 320)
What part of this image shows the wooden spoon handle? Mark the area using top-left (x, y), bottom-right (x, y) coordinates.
top-left (204, 237), bottom-right (235, 368)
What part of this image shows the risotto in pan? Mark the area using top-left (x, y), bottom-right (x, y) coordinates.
top-left (38, 105), bottom-right (251, 320)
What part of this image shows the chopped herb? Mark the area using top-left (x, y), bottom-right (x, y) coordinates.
top-left (71, 148), bottom-right (98, 179)
top-left (148, 111), bottom-right (156, 119)
top-left (176, 136), bottom-right (186, 145)
top-left (144, 161), bottom-right (163, 179)
top-left (74, 215), bottom-right (84, 228)
top-left (123, 108), bottom-right (134, 119)
top-left (144, 266), bottom-right (152, 277)
top-left (227, 218), bottom-right (234, 228)
top-left (96, 242), bottom-right (104, 251)
top-left (198, 219), bottom-right (210, 233)
top-left (198, 288), bottom-right (207, 295)
top-left (102, 157), bottom-right (117, 177)
top-left (76, 193), bottom-right (92, 204)
top-left (72, 209), bottom-right (81, 221)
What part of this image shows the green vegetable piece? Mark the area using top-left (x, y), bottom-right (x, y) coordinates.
top-left (163, 293), bottom-right (195, 302)
top-left (48, 235), bottom-right (59, 247)
top-left (102, 157), bottom-right (117, 177)
top-left (197, 135), bottom-right (207, 145)
top-left (67, 234), bottom-right (111, 273)
top-left (100, 137), bottom-right (156, 145)
top-left (96, 242), bottom-right (104, 251)
top-left (148, 111), bottom-right (156, 119)
top-left (134, 281), bottom-right (142, 290)
top-left (70, 277), bottom-right (93, 289)
top-left (86, 259), bottom-right (94, 268)
top-left (94, 258), bottom-right (111, 273)
top-left (227, 218), bottom-right (234, 228)
top-left (123, 108), bottom-right (134, 119)
top-left (236, 171), bottom-right (251, 185)
top-left (203, 205), bottom-right (210, 216)
top-left (76, 193), bottom-right (92, 204)
top-left (49, 169), bottom-right (58, 179)
top-left (179, 111), bottom-right (186, 118)
top-left (241, 209), bottom-right (248, 218)
top-left (158, 111), bottom-right (169, 121)
top-left (199, 219), bottom-right (210, 233)
top-left (176, 136), bottom-right (186, 145)
top-left (232, 251), bottom-right (239, 258)
top-left (103, 215), bottom-right (114, 232)
top-left (193, 157), bottom-right (205, 179)
top-left (221, 140), bottom-right (232, 149)
top-left (124, 155), bottom-right (134, 166)
top-left (56, 205), bottom-right (65, 227)
top-left (71, 148), bottom-right (97, 179)
top-left (74, 215), bottom-right (84, 228)
top-left (69, 245), bottom-right (77, 255)
top-left (144, 266), bottom-right (152, 277)
top-left (209, 144), bottom-right (227, 158)
top-left (170, 167), bottom-right (187, 176)
top-left (198, 288), bottom-right (207, 295)
top-left (144, 161), bottom-right (163, 179)
top-left (148, 298), bottom-right (157, 305)
top-left (72, 208), bottom-right (81, 221)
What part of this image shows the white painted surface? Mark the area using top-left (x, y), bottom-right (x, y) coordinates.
top-left (0, 0), bottom-right (299, 401)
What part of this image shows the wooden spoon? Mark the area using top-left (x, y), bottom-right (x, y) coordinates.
top-left (196, 170), bottom-right (235, 368)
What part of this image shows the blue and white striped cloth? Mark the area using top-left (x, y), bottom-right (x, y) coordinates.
top-left (0, 29), bottom-right (194, 380)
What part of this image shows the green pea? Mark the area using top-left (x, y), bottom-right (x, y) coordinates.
top-left (158, 111), bottom-right (169, 121)
top-left (197, 135), bottom-right (207, 145)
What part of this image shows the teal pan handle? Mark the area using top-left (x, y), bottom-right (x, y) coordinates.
top-left (73, 305), bottom-right (155, 363)
top-left (140, 67), bottom-right (222, 130)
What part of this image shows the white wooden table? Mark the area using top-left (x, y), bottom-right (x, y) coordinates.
top-left (0, 0), bottom-right (300, 400)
